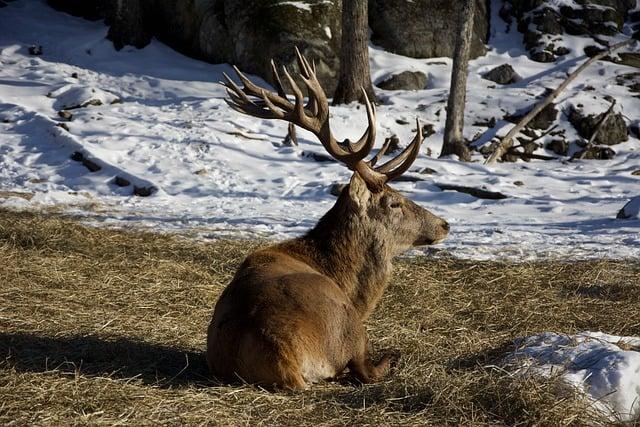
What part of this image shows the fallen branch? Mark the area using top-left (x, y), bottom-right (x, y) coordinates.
top-left (572, 100), bottom-right (616, 161)
top-left (485, 39), bottom-right (635, 165)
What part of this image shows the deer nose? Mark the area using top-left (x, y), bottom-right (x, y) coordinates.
top-left (441, 221), bottom-right (450, 232)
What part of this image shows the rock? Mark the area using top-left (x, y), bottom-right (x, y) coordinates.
top-left (532, 8), bottom-right (563, 34)
top-left (70, 151), bottom-right (84, 162)
top-left (107, 0), bottom-right (150, 50)
top-left (575, 145), bottom-right (616, 160)
top-left (114, 176), bottom-right (131, 187)
top-left (49, 0), bottom-right (342, 93)
top-left (419, 167), bottom-right (437, 175)
top-left (505, 103), bottom-right (558, 131)
top-left (329, 183), bottom-right (347, 197)
top-left (546, 139), bottom-right (568, 155)
top-left (473, 117), bottom-right (497, 128)
top-left (383, 135), bottom-right (401, 154)
top-left (48, 84), bottom-right (119, 110)
top-left (482, 64), bottom-right (521, 85)
top-left (58, 110), bottom-right (73, 121)
top-left (616, 73), bottom-right (640, 94)
top-left (632, 170), bottom-right (640, 176)
top-left (302, 151), bottom-right (335, 163)
top-left (133, 185), bottom-right (156, 197)
top-left (369, 0), bottom-right (489, 59)
top-left (617, 52), bottom-right (640, 69)
top-left (71, 72), bottom-right (79, 78)
top-left (47, 0), bottom-right (111, 21)
top-left (568, 105), bottom-right (628, 145)
top-left (630, 122), bottom-right (640, 139)
top-left (377, 71), bottom-right (427, 91)
top-left (82, 158), bottom-right (101, 172)
top-left (56, 122), bottom-right (70, 132)
top-left (393, 175), bottom-right (424, 183)
top-left (584, 45), bottom-right (605, 57)
top-left (70, 151), bottom-right (101, 171)
top-left (514, 180), bottom-right (524, 186)
top-left (530, 50), bottom-right (556, 63)
top-left (422, 123), bottom-right (436, 138)
top-left (616, 196), bottom-right (640, 219)
top-left (28, 45), bottom-right (43, 55)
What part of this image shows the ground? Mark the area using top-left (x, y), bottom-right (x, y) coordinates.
top-left (1, 210), bottom-right (639, 425)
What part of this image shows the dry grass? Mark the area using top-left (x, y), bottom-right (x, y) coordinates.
top-left (0, 209), bottom-right (639, 426)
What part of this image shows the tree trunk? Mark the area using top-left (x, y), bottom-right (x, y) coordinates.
top-left (107, 0), bottom-right (151, 51)
top-left (440, 0), bottom-right (476, 162)
top-left (333, 0), bottom-right (377, 105)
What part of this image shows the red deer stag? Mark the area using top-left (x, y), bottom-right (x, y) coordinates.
top-left (207, 48), bottom-right (449, 389)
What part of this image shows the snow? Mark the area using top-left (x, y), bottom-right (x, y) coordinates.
top-left (508, 332), bottom-right (640, 422)
top-left (0, 0), bottom-right (638, 260)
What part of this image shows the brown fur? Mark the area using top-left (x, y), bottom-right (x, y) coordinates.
top-left (206, 173), bottom-right (449, 389)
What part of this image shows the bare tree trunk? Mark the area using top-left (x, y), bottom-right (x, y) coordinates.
top-left (107, 0), bottom-right (150, 51)
top-left (485, 38), bottom-right (635, 164)
top-left (333, 0), bottom-right (377, 105)
top-left (440, 0), bottom-right (475, 162)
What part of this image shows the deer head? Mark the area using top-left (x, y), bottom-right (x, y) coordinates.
top-left (222, 48), bottom-right (449, 252)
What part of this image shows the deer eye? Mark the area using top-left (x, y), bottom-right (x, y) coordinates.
top-left (389, 202), bottom-right (402, 209)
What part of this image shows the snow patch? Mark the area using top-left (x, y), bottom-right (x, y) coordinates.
top-left (507, 332), bottom-right (640, 422)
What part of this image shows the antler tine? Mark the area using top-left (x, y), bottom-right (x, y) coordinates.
top-left (281, 65), bottom-right (313, 129)
top-left (343, 88), bottom-right (377, 159)
top-left (222, 73), bottom-right (258, 107)
top-left (270, 59), bottom-right (288, 98)
top-left (294, 46), bottom-right (313, 79)
top-left (260, 89), bottom-right (287, 119)
top-left (367, 136), bottom-right (392, 168)
top-left (376, 119), bottom-right (424, 179)
top-left (232, 65), bottom-right (292, 111)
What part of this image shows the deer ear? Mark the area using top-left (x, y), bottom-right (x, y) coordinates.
top-left (348, 172), bottom-right (370, 209)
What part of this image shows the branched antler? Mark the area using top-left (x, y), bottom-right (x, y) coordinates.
top-left (222, 47), bottom-right (425, 190)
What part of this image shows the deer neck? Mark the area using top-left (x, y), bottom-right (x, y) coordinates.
top-left (293, 206), bottom-right (395, 320)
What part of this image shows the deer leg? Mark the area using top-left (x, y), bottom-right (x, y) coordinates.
top-left (347, 335), bottom-right (393, 384)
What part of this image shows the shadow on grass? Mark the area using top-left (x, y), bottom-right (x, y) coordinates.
top-left (0, 332), bottom-right (213, 388)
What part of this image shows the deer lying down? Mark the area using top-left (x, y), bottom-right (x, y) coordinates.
top-left (207, 49), bottom-right (449, 389)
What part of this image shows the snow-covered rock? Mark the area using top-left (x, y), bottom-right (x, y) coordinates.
top-left (48, 84), bottom-right (119, 110)
top-left (507, 332), bottom-right (640, 422)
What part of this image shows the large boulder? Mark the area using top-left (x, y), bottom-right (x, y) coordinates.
top-left (147, 0), bottom-right (343, 93)
top-left (369, 0), bottom-right (489, 59)
top-left (48, 0), bottom-right (493, 91)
